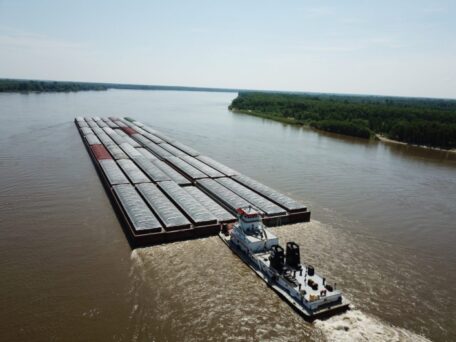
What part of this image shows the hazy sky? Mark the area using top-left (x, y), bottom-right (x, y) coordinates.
top-left (1, 0), bottom-right (455, 98)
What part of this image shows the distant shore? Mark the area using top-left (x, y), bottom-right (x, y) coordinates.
top-left (0, 78), bottom-right (240, 94)
top-left (0, 79), bottom-right (108, 93)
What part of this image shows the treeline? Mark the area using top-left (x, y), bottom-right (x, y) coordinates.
top-left (311, 120), bottom-right (372, 139)
top-left (229, 92), bottom-right (456, 149)
top-left (0, 78), bottom-right (241, 94)
top-left (0, 79), bottom-right (108, 93)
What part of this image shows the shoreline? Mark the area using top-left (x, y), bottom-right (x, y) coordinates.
top-left (229, 108), bottom-right (304, 126)
top-left (230, 108), bottom-right (456, 154)
top-left (375, 134), bottom-right (456, 154)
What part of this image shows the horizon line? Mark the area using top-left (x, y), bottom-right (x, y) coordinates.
top-left (1, 77), bottom-right (455, 101)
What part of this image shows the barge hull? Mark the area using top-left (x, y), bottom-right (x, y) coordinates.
top-left (77, 120), bottom-right (220, 247)
top-left (76, 117), bottom-right (311, 247)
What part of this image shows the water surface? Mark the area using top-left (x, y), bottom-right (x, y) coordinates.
top-left (0, 90), bottom-right (455, 341)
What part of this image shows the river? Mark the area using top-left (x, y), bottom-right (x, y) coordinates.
top-left (0, 90), bottom-right (455, 341)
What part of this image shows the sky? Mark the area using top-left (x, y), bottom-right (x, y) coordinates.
top-left (0, 0), bottom-right (455, 98)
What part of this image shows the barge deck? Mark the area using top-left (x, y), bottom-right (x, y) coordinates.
top-left (75, 116), bottom-right (311, 247)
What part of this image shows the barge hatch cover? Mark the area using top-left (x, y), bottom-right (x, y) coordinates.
top-left (166, 156), bottom-right (208, 180)
top-left (233, 174), bottom-right (307, 213)
top-left (196, 178), bottom-right (253, 213)
top-left (98, 159), bottom-right (130, 185)
top-left (105, 144), bottom-right (128, 160)
top-left (180, 155), bottom-right (224, 178)
top-left (196, 155), bottom-right (238, 177)
top-left (117, 159), bottom-right (151, 184)
top-left (160, 143), bottom-right (187, 157)
top-left (85, 133), bottom-right (101, 145)
top-left (119, 142), bottom-right (142, 159)
top-left (137, 148), bottom-right (158, 161)
top-left (80, 127), bottom-right (93, 135)
top-left (215, 177), bottom-right (286, 216)
top-left (151, 159), bottom-right (191, 186)
top-left (145, 142), bottom-right (173, 159)
top-left (158, 181), bottom-right (217, 225)
top-left (169, 141), bottom-right (200, 157)
top-left (136, 183), bottom-right (191, 230)
top-left (112, 184), bottom-right (162, 233)
top-left (132, 156), bottom-right (171, 183)
top-left (184, 186), bottom-right (235, 222)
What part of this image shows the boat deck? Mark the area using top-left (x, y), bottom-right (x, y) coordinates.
top-left (220, 232), bottom-right (349, 320)
top-left (254, 252), bottom-right (343, 305)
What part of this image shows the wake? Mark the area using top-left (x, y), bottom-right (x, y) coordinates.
top-left (315, 309), bottom-right (429, 342)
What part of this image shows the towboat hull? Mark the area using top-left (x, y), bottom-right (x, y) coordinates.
top-left (219, 232), bottom-right (350, 321)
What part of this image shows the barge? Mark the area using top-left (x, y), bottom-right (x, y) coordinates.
top-left (220, 207), bottom-right (350, 320)
top-left (75, 116), bottom-right (311, 247)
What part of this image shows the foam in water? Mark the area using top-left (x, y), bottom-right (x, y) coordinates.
top-left (315, 309), bottom-right (430, 342)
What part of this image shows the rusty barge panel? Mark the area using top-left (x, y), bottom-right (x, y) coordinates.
top-left (75, 116), bottom-right (310, 247)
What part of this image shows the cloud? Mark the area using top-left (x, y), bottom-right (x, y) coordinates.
top-left (298, 45), bottom-right (360, 53)
top-left (0, 29), bottom-right (83, 50)
top-left (289, 35), bottom-right (406, 55)
top-left (365, 36), bottom-right (406, 49)
top-left (421, 5), bottom-right (446, 14)
top-left (304, 6), bottom-right (336, 17)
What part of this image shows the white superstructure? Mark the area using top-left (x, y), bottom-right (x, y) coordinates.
top-left (220, 206), bottom-right (349, 318)
top-left (230, 206), bottom-right (278, 253)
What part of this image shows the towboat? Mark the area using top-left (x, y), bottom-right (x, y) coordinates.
top-left (219, 206), bottom-right (350, 320)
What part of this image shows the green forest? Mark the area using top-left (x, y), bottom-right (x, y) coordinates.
top-left (0, 79), bottom-right (108, 92)
top-left (229, 92), bottom-right (456, 149)
top-left (0, 78), bottom-right (239, 93)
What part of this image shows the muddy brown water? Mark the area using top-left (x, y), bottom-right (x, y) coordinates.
top-left (0, 90), bottom-right (455, 341)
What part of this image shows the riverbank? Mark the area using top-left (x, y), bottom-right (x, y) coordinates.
top-left (230, 108), bottom-right (304, 125)
top-left (232, 107), bottom-right (456, 153)
top-left (229, 92), bottom-right (456, 150)
top-left (231, 107), bottom-right (376, 140)
top-left (376, 134), bottom-right (456, 154)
